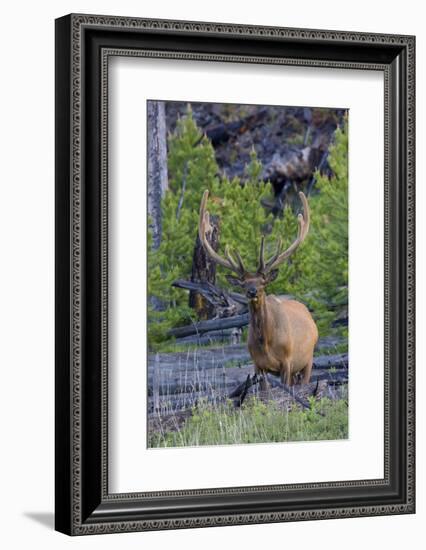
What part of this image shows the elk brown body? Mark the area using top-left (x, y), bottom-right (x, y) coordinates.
top-left (247, 286), bottom-right (318, 385)
top-left (198, 189), bottom-right (318, 386)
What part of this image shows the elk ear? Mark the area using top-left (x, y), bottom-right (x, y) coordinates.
top-left (226, 275), bottom-right (244, 288)
top-left (264, 269), bottom-right (279, 284)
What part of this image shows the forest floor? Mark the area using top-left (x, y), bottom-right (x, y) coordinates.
top-left (147, 338), bottom-right (348, 448)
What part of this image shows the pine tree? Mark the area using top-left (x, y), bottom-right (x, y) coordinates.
top-left (268, 119), bottom-right (349, 337)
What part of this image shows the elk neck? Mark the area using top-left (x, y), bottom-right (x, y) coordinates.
top-left (248, 295), bottom-right (270, 349)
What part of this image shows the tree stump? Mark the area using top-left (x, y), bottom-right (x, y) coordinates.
top-left (189, 214), bottom-right (220, 319)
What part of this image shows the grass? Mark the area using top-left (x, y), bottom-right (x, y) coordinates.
top-left (316, 342), bottom-right (348, 357)
top-left (148, 397), bottom-right (348, 448)
top-left (150, 339), bottom-right (229, 354)
top-left (223, 359), bottom-right (252, 369)
top-left (150, 326), bottom-right (251, 354)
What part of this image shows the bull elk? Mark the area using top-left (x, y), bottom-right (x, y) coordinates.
top-left (199, 190), bottom-right (318, 387)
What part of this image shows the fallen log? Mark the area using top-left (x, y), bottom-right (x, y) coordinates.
top-left (313, 353), bottom-right (348, 370)
top-left (148, 348), bottom-right (348, 373)
top-left (147, 361), bottom-right (348, 397)
top-left (174, 328), bottom-right (243, 346)
top-left (147, 364), bottom-right (348, 415)
top-left (232, 374), bottom-right (256, 407)
top-left (148, 382), bottom-right (226, 397)
top-left (266, 376), bottom-right (325, 415)
top-left (168, 313), bottom-right (249, 338)
top-left (173, 279), bottom-right (247, 318)
top-left (148, 391), bottom-right (224, 414)
top-left (229, 374), bottom-right (259, 399)
top-left (312, 371), bottom-right (348, 385)
top-left (262, 146), bottom-right (326, 191)
top-left (205, 108), bottom-right (268, 146)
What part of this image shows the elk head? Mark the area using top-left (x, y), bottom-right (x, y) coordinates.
top-left (198, 189), bottom-right (310, 308)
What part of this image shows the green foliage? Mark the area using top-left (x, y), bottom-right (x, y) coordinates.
top-left (148, 397), bottom-right (348, 448)
top-left (267, 121), bottom-right (349, 338)
top-left (301, 123), bottom-right (348, 333)
top-left (147, 107), bottom-right (219, 342)
top-left (148, 108), bottom-right (277, 345)
top-left (148, 107), bottom-right (348, 348)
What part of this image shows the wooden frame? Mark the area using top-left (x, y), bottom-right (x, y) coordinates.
top-left (55, 13), bottom-right (415, 535)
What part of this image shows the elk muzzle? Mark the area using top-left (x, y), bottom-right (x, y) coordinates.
top-left (246, 286), bottom-right (258, 299)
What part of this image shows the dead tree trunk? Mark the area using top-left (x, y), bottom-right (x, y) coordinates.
top-left (189, 214), bottom-right (220, 319)
top-left (147, 100), bottom-right (168, 249)
top-left (168, 313), bottom-right (249, 338)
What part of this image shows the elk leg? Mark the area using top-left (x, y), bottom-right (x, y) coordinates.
top-left (255, 366), bottom-right (270, 391)
top-left (260, 372), bottom-right (270, 391)
top-left (280, 360), bottom-right (292, 387)
top-left (302, 359), bottom-right (313, 384)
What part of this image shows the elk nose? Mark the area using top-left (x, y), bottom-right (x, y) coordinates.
top-left (247, 287), bottom-right (257, 299)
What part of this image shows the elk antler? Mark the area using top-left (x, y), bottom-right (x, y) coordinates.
top-left (259, 191), bottom-right (310, 274)
top-left (198, 190), bottom-right (246, 277)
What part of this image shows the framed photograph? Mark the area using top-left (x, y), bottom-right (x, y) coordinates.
top-left (55, 14), bottom-right (415, 535)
